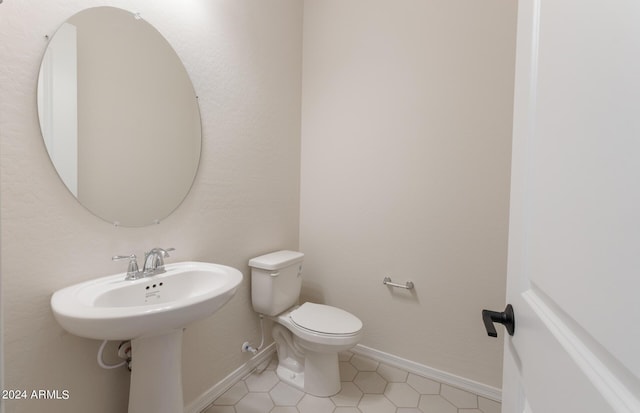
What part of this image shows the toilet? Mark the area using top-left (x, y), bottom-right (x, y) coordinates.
top-left (249, 250), bottom-right (363, 397)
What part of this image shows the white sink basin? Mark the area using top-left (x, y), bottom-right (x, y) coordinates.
top-left (51, 261), bottom-right (243, 340)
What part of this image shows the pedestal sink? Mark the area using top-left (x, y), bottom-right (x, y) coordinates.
top-left (51, 261), bottom-right (243, 413)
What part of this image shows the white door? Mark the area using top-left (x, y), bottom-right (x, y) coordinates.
top-left (497, 0), bottom-right (640, 412)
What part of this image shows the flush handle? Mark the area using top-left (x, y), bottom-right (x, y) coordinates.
top-left (482, 304), bottom-right (515, 337)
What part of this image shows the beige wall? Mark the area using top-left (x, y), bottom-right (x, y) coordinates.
top-left (300, 0), bottom-right (516, 388)
top-left (0, 1), bottom-right (302, 412)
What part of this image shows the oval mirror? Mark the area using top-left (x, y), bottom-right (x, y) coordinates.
top-left (37, 7), bottom-right (201, 227)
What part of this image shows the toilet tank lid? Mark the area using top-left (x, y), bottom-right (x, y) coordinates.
top-left (248, 250), bottom-right (304, 270)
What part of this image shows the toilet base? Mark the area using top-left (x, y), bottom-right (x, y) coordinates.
top-left (301, 350), bottom-right (341, 397)
top-left (275, 364), bottom-right (305, 392)
top-left (275, 351), bottom-right (341, 397)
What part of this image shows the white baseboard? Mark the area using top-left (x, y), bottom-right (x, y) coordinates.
top-left (184, 343), bottom-right (277, 413)
top-left (185, 341), bottom-right (501, 412)
top-left (351, 344), bottom-right (502, 402)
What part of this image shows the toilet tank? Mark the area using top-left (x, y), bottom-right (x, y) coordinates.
top-left (249, 250), bottom-right (304, 316)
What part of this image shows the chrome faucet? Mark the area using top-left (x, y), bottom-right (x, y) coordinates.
top-left (142, 247), bottom-right (175, 276)
top-left (113, 247), bottom-right (175, 280)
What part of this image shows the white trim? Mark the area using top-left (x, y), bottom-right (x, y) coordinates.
top-left (184, 343), bottom-right (276, 413)
top-left (185, 342), bottom-right (502, 412)
top-left (351, 344), bottom-right (502, 402)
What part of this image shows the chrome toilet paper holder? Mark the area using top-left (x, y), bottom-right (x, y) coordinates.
top-left (383, 276), bottom-right (414, 290)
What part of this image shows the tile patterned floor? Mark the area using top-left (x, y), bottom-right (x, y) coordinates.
top-left (203, 351), bottom-right (501, 413)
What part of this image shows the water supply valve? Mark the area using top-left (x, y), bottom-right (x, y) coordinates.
top-left (241, 341), bottom-right (258, 354)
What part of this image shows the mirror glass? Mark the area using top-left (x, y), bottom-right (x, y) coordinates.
top-left (37, 7), bottom-right (201, 227)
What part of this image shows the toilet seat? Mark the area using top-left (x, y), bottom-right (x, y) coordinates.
top-left (289, 302), bottom-right (362, 336)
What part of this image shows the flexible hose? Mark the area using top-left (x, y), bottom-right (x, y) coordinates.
top-left (256, 314), bottom-right (265, 351)
top-left (252, 314), bottom-right (270, 374)
top-left (97, 340), bottom-right (127, 369)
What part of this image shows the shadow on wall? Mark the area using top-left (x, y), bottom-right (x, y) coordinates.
top-left (300, 280), bottom-right (325, 304)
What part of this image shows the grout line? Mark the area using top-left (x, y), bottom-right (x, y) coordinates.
top-left (201, 348), bottom-right (502, 413)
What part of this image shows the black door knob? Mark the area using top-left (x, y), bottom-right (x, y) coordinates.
top-left (482, 304), bottom-right (515, 337)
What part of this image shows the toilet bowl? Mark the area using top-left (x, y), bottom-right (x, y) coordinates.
top-left (249, 251), bottom-right (363, 397)
top-left (270, 302), bottom-right (362, 396)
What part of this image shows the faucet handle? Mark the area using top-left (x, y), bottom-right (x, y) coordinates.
top-left (112, 254), bottom-right (141, 279)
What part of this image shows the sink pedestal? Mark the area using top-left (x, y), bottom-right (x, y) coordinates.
top-left (129, 329), bottom-right (183, 413)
